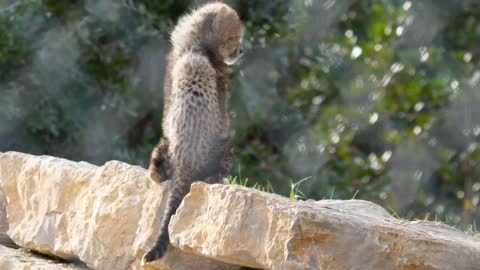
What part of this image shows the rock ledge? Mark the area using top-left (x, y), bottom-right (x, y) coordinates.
top-left (1, 151), bottom-right (479, 270)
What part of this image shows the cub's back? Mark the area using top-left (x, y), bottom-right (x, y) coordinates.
top-left (165, 52), bottom-right (225, 170)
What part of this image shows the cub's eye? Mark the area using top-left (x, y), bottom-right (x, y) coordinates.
top-left (223, 37), bottom-right (240, 45)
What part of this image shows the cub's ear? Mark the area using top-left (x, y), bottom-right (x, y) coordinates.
top-left (203, 13), bottom-right (216, 34)
top-left (212, 6), bottom-right (236, 33)
top-left (202, 13), bottom-right (217, 44)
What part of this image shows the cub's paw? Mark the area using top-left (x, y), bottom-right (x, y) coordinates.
top-left (203, 175), bottom-right (223, 184)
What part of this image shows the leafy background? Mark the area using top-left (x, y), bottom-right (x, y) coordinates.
top-left (1, 0), bottom-right (479, 229)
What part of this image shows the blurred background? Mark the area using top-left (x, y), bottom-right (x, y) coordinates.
top-left (0, 0), bottom-right (479, 229)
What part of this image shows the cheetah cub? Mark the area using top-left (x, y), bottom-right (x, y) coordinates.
top-left (143, 2), bottom-right (244, 263)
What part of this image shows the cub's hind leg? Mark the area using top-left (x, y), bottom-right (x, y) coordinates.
top-left (148, 137), bottom-right (172, 183)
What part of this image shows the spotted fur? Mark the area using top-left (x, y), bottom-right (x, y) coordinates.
top-left (143, 2), bottom-right (243, 263)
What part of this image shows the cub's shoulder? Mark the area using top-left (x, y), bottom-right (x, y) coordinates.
top-left (171, 51), bottom-right (216, 81)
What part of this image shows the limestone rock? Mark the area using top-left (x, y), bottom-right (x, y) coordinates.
top-left (0, 186), bottom-right (8, 238)
top-left (0, 152), bottom-right (239, 270)
top-left (170, 182), bottom-right (480, 270)
top-left (2, 151), bottom-right (480, 270)
top-left (0, 245), bottom-right (87, 270)
top-left (0, 185), bottom-right (15, 247)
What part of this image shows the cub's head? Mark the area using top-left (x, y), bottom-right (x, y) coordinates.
top-left (171, 2), bottom-right (244, 65)
top-left (209, 4), bottom-right (244, 65)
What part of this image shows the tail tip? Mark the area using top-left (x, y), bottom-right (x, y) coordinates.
top-left (141, 252), bottom-right (154, 265)
top-left (141, 244), bottom-right (169, 265)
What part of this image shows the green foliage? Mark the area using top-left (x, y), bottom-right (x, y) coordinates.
top-left (1, 0), bottom-right (480, 228)
top-left (289, 177), bottom-right (310, 200)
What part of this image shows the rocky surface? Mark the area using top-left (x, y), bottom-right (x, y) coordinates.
top-left (0, 152), bottom-right (240, 270)
top-left (0, 185), bottom-right (15, 248)
top-left (1, 151), bottom-right (480, 270)
top-left (0, 245), bottom-right (87, 270)
top-left (0, 186), bottom-right (8, 240)
top-left (171, 182), bottom-right (480, 270)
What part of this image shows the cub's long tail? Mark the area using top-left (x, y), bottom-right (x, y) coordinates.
top-left (142, 170), bottom-right (191, 263)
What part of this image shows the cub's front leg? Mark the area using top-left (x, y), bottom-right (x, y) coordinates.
top-left (202, 142), bottom-right (234, 184)
top-left (220, 145), bottom-right (234, 176)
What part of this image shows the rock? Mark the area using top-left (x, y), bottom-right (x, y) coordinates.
top-left (0, 186), bottom-right (8, 237)
top-left (2, 151), bottom-right (480, 270)
top-left (0, 245), bottom-right (87, 270)
top-left (0, 152), bottom-right (240, 270)
top-left (170, 182), bottom-right (480, 270)
top-left (313, 199), bottom-right (394, 219)
top-left (0, 185), bottom-right (15, 247)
